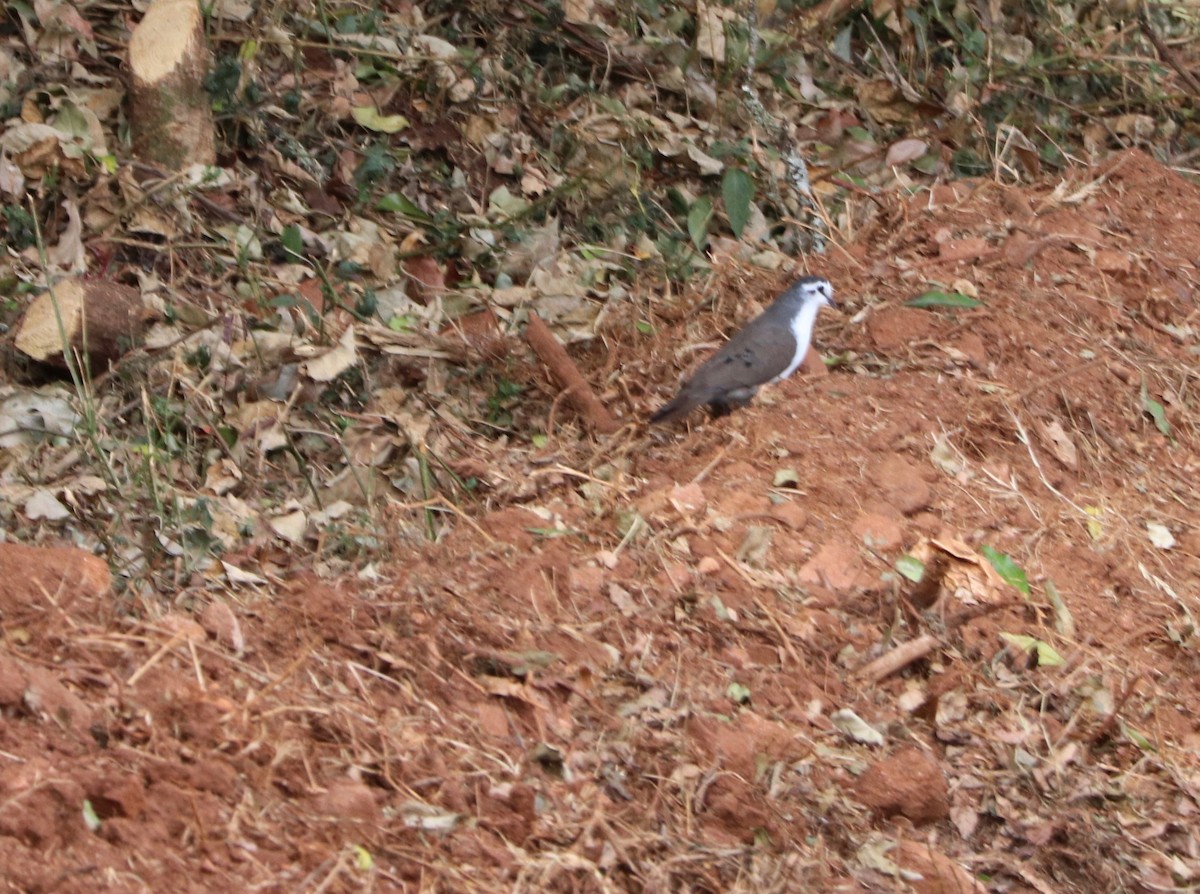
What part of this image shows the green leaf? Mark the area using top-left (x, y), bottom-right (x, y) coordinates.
top-left (377, 192), bottom-right (431, 222)
top-left (52, 102), bottom-right (89, 141)
top-left (687, 196), bottom-right (714, 251)
top-left (1125, 726), bottom-right (1154, 750)
top-left (1140, 383), bottom-right (1171, 437)
top-left (635, 320), bottom-right (653, 335)
top-left (531, 433), bottom-right (549, 448)
top-left (280, 224), bottom-right (304, 261)
top-left (980, 545), bottom-right (1030, 596)
top-left (527, 527), bottom-right (571, 538)
top-left (722, 167), bottom-right (753, 238)
top-left (1000, 632), bottom-right (1064, 667)
top-left (488, 185), bottom-right (529, 219)
top-left (352, 844), bottom-right (374, 871)
top-left (82, 799), bottom-right (101, 832)
top-left (906, 290), bottom-right (982, 309)
top-left (912, 154), bottom-right (942, 175)
top-left (351, 106), bottom-right (410, 133)
top-left (895, 554), bottom-right (925, 583)
top-left (726, 682), bottom-right (752, 704)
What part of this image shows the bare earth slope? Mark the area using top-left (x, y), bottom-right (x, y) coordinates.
top-left (3, 149), bottom-right (1199, 893)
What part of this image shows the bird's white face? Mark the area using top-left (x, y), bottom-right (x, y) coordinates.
top-left (800, 276), bottom-right (834, 307)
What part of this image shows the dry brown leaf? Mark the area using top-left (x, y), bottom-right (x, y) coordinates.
top-left (884, 137), bottom-right (927, 167)
top-left (299, 326), bottom-right (358, 382)
top-left (695, 1), bottom-right (729, 62)
top-left (46, 199), bottom-right (85, 271)
top-left (1039, 419), bottom-right (1078, 470)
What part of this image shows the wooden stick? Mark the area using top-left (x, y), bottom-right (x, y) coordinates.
top-left (857, 634), bottom-right (940, 682)
top-left (524, 312), bottom-right (620, 434)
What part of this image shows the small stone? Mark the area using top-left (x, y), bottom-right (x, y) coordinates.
top-left (912, 512), bottom-right (942, 535)
top-left (1002, 232), bottom-right (1039, 266)
top-left (157, 613), bottom-right (207, 643)
top-left (88, 775), bottom-right (147, 820)
top-left (477, 701), bottom-right (510, 739)
top-left (893, 839), bottom-right (987, 894)
top-left (662, 561), bottom-right (692, 589)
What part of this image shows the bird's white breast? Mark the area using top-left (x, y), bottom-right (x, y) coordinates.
top-left (771, 299), bottom-right (822, 383)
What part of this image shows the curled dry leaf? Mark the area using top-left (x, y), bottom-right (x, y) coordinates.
top-left (269, 509), bottom-right (308, 544)
top-left (24, 489), bottom-right (71, 521)
top-left (221, 560), bottom-right (266, 587)
top-left (884, 138), bottom-right (928, 167)
top-left (46, 199), bottom-right (85, 271)
top-left (695, 0), bottom-right (729, 62)
top-left (907, 536), bottom-right (1011, 606)
top-left (200, 599), bottom-right (245, 653)
top-left (403, 256), bottom-right (447, 303)
top-left (0, 390), bottom-right (80, 448)
top-left (1039, 419), bottom-right (1078, 470)
top-left (298, 326), bottom-right (358, 382)
top-left (1146, 522), bottom-right (1175, 550)
top-left (830, 708), bottom-right (885, 746)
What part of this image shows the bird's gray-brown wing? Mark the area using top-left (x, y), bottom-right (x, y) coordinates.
top-left (681, 316), bottom-right (797, 400)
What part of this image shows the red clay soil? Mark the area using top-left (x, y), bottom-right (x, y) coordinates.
top-left (3, 149), bottom-right (1199, 893)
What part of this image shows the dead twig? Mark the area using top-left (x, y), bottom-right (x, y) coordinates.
top-left (1138, 9), bottom-right (1200, 99)
top-left (525, 312), bottom-right (620, 434)
top-left (857, 634), bottom-right (941, 682)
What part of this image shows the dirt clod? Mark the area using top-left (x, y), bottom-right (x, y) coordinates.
top-left (854, 746), bottom-right (950, 825)
top-left (873, 455), bottom-right (933, 515)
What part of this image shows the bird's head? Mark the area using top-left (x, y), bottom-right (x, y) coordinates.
top-left (794, 275), bottom-right (834, 308)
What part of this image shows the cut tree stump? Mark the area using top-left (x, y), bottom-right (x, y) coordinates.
top-left (128, 0), bottom-right (216, 171)
top-left (15, 278), bottom-right (155, 371)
